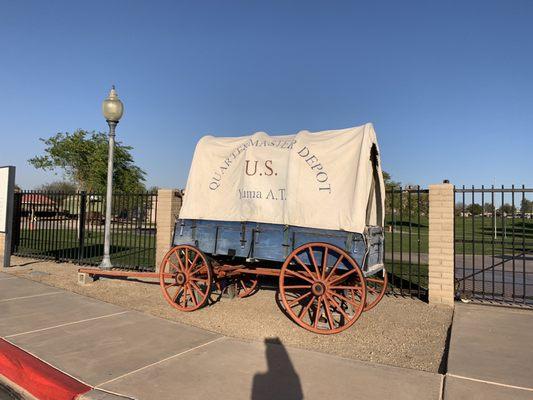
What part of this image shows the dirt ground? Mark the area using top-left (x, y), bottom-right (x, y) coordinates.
top-left (5, 256), bottom-right (452, 373)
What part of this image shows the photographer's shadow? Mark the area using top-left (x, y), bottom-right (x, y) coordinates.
top-left (251, 337), bottom-right (303, 400)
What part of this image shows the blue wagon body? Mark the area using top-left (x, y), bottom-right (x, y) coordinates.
top-left (173, 218), bottom-right (384, 276)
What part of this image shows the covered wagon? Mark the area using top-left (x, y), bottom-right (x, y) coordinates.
top-left (159, 123), bottom-right (387, 334)
top-left (80, 123), bottom-right (387, 335)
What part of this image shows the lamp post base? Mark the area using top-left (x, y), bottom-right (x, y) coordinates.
top-left (99, 257), bottom-right (113, 270)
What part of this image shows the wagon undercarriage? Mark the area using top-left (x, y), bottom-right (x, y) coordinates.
top-left (79, 241), bottom-right (387, 335)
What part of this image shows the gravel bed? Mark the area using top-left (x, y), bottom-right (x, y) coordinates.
top-left (5, 256), bottom-right (452, 373)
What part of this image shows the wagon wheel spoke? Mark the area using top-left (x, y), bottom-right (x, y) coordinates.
top-left (329, 268), bottom-right (357, 285)
top-left (172, 286), bottom-right (184, 303)
top-left (164, 282), bottom-right (178, 289)
top-left (325, 293), bottom-right (351, 320)
top-left (286, 269), bottom-right (314, 284)
top-left (298, 296), bottom-right (315, 319)
top-left (184, 249), bottom-right (191, 271)
top-left (284, 284), bottom-right (312, 289)
top-left (322, 297), bottom-right (335, 330)
top-left (190, 281), bottom-right (206, 299)
top-left (326, 255), bottom-right (344, 281)
top-left (313, 297), bottom-right (323, 329)
top-left (189, 284), bottom-right (199, 306)
top-left (288, 291), bottom-right (312, 307)
top-left (236, 276), bottom-right (259, 298)
top-left (293, 255), bottom-right (318, 280)
top-left (173, 249), bottom-right (186, 272)
top-left (321, 247), bottom-right (329, 280)
top-left (350, 288), bottom-right (360, 302)
top-left (188, 254), bottom-right (200, 272)
top-left (330, 285), bottom-right (364, 292)
top-left (307, 246), bottom-right (322, 278)
top-left (189, 276), bottom-right (207, 282)
top-left (330, 290), bottom-right (362, 308)
top-left (168, 259), bottom-right (180, 272)
top-left (181, 285), bottom-right (189, 307)
top-left (190, 264), bottom-right (207, 276)
top-left (364, 270), bottom-right (388, 312)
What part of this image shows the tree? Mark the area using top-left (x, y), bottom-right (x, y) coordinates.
top-left (498, 203), bottom-right (516, 216)
top-left (483, 203), bottom-right (495, 214)
top-left (383, 171), bottom-right (400, 190)
top-left (466, 203), bottom-right (483, 216)
top-left (36, 181), bottom-right (77, 193)
top-left (521, 199), bottom-right (533, 215)
top-left (383, 172), bottom-right (429, 225)
top-left (29, 130), bottom-right (146, 193)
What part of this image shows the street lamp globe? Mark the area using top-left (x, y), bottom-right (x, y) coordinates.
top-left (102, 85), bottom-right (124, 122)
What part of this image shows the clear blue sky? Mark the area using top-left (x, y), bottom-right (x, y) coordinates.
top-left (1, 0), bottom-right (531, 190)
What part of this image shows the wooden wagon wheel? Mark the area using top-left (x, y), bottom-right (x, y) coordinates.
top-left (364, 269), bottom-right (388, 311)
top-left (159, 245), bottom-right (213, 312)
top-left (235, 276), bottom-right (259, 298)
top-left (279, 242), bottom-right (367, 335)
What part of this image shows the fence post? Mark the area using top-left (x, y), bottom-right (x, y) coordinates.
top-left (155, 189), bottom-right (182, 271)
top-left (428, 182), bottom-right (455, 306)
top-left (78, 191), bottom-right (86, 265)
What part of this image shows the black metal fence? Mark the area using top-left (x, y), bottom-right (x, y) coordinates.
top-left (454, 186), bottom-right (533, 306)
top-left (11, 191), bottom-right (157, 271)
top-left (384, 186), bottom-right (429, 300)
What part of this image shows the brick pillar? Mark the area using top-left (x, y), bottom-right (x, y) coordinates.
top-left (428, 183), bottom-right (455, 306)
top-left (0, 232), bottom-right (6, 267)
top-left (1, 166), bottom-right (16, 268)
top-left (155, 189), bottom-right (182, 271)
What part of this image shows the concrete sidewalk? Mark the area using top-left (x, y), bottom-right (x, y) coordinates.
top-left (0, 271), bottom-right (442, 400)
top-left (445, 303), bottom-right (533, 400)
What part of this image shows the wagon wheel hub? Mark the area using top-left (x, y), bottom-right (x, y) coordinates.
top-left (311, 281), bottom-right (326, 296)
top-left (176, 272), bottom-right (187, 285)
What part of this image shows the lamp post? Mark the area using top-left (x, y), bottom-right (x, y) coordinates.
top-left (100, 86), bottom-right (124, 269)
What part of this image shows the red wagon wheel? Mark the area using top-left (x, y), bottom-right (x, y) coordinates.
top-left (159, 245), bottom-right (213, 312)
top-left (236, 276), bottom-right (259, 298)
top-left (364, 269), bottom-right (388, 311)
top-left (279, 242), bottom-right (367, 335)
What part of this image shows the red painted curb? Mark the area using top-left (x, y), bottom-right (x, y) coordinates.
top-left (0, 339), bottom-right (91, 400)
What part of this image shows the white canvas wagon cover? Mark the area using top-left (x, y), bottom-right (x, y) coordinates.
top-left (179, 123), bottom-right (385, 233)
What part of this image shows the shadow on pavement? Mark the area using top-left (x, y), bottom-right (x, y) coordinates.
top-left (251, 337), bottom-right (303, 400)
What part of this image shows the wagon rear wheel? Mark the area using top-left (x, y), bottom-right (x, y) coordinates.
top-left (364, 270), bottom-right (388, 311)
top-left (279, 242), bottom-right (366, 335)
top-left (159, 245), bottom-right (213, 312)
top-left (236, 276), bottom-right (259, 298)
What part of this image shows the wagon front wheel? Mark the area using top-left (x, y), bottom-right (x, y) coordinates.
top-left (159, 245), bottom-right (213, 312)
top-left (279, 243), bottom-right (366, 335)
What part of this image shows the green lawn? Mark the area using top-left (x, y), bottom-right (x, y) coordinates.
top-left (384, 215), bottom-right (428, 258)
top-left (385, 215), bottom-right (532, 256)
top-left (454, 216), bottom-right (533, 255)
top-left (14, 227), bottom-right (155, 270)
